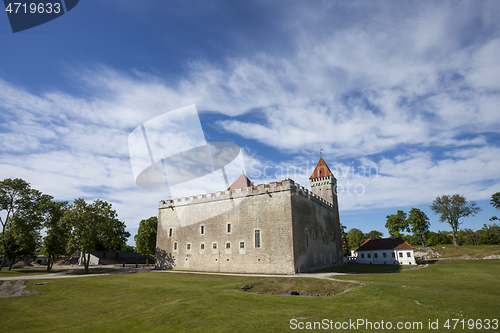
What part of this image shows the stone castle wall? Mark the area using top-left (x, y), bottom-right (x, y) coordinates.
top-left (156, 179), bottom-right (342, 273)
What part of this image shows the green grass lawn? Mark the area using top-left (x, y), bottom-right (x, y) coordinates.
top-left (0, 260), bottom-right (499, 332)
top-left (0, 268), bottom-right (61, 277)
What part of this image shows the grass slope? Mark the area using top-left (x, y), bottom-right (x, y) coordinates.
top-left (0, 261), bottom-right (498, 332)
top-left (423, 244), bottom-right (500, 258)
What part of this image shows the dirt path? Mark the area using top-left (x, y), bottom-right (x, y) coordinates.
top-left (0, 280), bottom-right (36, 298)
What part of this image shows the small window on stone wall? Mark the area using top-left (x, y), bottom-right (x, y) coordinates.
top-left (169, 228), bottom-right (173, 237)
top-left (305, 229), bottom-right (309, 247)
top-left (226, 242), bottom-right (231, 249)
top-left (174, 242), bottom-right (177, 250)
top-left (213, 243), bottom-right (217, 249)
top-left (240, 241), bottom-right (245, 249)
top-left (255, 229), bottom-right (261, 248)
top-left (201, 243), bottom-right (205, 250)
top-left (200, 225), bottom-right (204, 235)
top-left (187, 243), bottom-right (191, 250)
top-left (227, 223), bottom-right (231, 233)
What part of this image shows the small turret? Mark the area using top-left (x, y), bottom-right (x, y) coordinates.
top-left (309, 157), bottom-right (337, 207)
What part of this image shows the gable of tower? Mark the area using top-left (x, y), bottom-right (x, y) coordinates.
top-left (309, 157), bottom-right (334, 179)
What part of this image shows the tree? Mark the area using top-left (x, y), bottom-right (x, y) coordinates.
top-left (385, 210), bottom-right (409, 238)
top-left (339, 223), bottom-right (349, 256)
top-left (134, 216), bottom-right (157, 265)
top-left (346, 228), bottom-right (366, 251)
top-left (430, 194), bottom-right (482, 246)
top-left (490, 192), bottom-right (500, 221)
top-left (364, 230), bottom-right (383, 239)
top-left (39, 198), bottom-right (70, 271)
top-left (407, 208), bottom-right (431, 247)
top-left (62, 199), bottom-right (130, 273)
top-left (0, 178), bottom-right (44, 271)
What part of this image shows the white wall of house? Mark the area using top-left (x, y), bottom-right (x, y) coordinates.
top-left (356, 249), bottom-right (415, 265)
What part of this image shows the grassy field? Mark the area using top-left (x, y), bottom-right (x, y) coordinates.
top-left (421, 244), bottom-right (500, 258)
top-left (0, 260), bottom-right (499, 332)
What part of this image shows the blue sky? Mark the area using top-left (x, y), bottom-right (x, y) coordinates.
top-left (1, 1), bottom-right (500, 244)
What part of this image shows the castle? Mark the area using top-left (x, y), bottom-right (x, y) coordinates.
top-left (155, 157), bottom-right (343, 274)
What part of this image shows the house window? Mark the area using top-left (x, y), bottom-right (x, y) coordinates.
top-left (174, 242), bottom-right (177, 250)
top-left (255, 229), bottom-right (261, 248)
top-left (187, 243), bottom-right (191, 250)
top-left (212, 243), bottom-right (217, 250)
top-left (399, 252), bottom-right (403, 258)
top-left (383, 253), bottom-right (387, 258)
top-left (240, 241), bottom-right (245, 249)
top-left (374, 253), bottom-right (378, 258)
top-left (361, 253), bottom-right (365, 258)
top-left (367, 253), bottom-right (371, 258)
top-left (305, 229), bottom-right (309, 247)
top-left (200, 225), bottom-right (204, 235)
top-left (200, 243), bottom-right (205, 250)
top-left (169, 228), bottom-right (173, 237)
top-left (227, 223), bottom-right (231, 233)
top-left (392, 253), bottom-right (395, 258)
top-left (226, 242), bottom-right (231, 249)
top-left (406, 252), bottom-right (411, 257)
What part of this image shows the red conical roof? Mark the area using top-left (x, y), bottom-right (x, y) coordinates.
top-left (227, 173), bottom-right (253, 190)
top-left (309, 157), bottom-right (334, 179)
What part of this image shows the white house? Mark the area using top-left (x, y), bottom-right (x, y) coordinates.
top-left (355, 237), bottom-right (416, 265)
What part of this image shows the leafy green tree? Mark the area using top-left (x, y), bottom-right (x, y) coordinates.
top-left (430, 194), bottom-right (482, 246)
top-left (385, 210), bottom-right (409, 237)
top-left (407, 208), bottom-right (431, 247)
top-left (40, 198), bottom-right (70, 271)
top-left (346, 228), bottom-right (366, 251)
top-left (425, 231), bottom-right (453, 246)
top-left (339, 223), bottom-right (349, 256)
top-left (364, 230), bottom-right (383, 240)
top-left (62, 199), bottom-right (130, 273)
top-left (134, 216), bottom-right (157, 265)
top-left (0, 178), bottom-right (45, 271)
top-left (490, 192), bottom-right (500, 221)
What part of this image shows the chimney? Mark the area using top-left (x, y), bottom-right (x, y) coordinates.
top-left (371, 236), bottom-right (376, 240)
top-left (391, 234), bottom-right (395, 239)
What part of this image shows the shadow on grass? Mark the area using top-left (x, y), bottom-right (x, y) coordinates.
top-left (0, 268), bottom-right (62, 276)
top-left (315, 263), bottom-right (406, 274)
top-left (66, 268), bottom-right (118, 275)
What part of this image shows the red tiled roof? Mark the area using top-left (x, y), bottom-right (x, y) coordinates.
top-left (227, 173), bottom-right (253, 190)
top-left (355, 237), bottom-right (414, 252)
top-left (309, 157), bottom-right (334, 179)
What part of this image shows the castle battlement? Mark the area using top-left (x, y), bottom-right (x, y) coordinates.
top-left (159, 178), bottom-right (334, 210)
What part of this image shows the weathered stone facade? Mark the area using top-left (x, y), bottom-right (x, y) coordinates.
top-left (155, 159), bottom-right (343, 274)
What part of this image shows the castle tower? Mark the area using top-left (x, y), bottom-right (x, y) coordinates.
top-left (309, 157), bottom-right (337, 207)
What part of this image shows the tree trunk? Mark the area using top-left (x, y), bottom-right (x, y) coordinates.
top-left (146, 256), bottom-right (149, 266)
top-left (47, 253), bottom-right (52, 272)
top-left (420, 234), bottom-right (425, 247)
top-left (452, 226), bottom-right (459, 246)
top-left (85, 252), bottom-right (90, 273)
top-left (0, 249), bottom-right (7, 272)
top-left (8, 257), bottom-right (16, 270)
